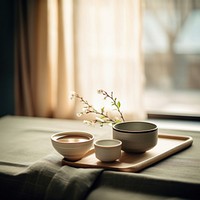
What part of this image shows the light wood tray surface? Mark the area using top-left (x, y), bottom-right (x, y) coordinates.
top-left (62, 134), bottom-right (193, 172)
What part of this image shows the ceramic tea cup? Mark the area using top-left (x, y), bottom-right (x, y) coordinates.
top-left (94, 139), bottom-right (122, 162)
top-left (51, 131), bottom-right (94, 161)
top-left (113, 121), bottom-right (158, 153)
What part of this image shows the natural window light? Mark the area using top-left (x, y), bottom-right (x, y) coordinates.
top-left (142, 0), bottom-right (200, 117)
top-left (17, 0), bottom-right (199, 119)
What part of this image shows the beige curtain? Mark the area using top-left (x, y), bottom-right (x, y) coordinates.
top-left (15, 0), bottom-right (75, 118)
top-left (15, 0), bottom-right (146, 120)
top-left (74, 0), bottom-right (145, 120)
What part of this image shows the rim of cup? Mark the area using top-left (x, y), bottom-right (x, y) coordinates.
top-left (51, 131), bottom-right (94, 144)
top-left (94, 139), bottom-right (122, 148)
top-left (113, 121), bottom-right (158, 133)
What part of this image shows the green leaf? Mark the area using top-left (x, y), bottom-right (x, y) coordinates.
top-left (114, 119), bottom-right (122, 124)
top-left (117, 101), bottom-right (121, 108)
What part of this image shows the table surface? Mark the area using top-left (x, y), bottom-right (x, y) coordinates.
top-left (0, 115), bottom-right (200, 200)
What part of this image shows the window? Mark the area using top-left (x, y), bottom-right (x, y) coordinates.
top-left (142, 0), bottom-right (200, 118)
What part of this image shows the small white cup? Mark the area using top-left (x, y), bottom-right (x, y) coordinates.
top-left (94, 139), bottom-right (122, 162)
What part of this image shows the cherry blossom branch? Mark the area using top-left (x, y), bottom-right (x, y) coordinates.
top-left (70, 89), bottom-right (125, 126)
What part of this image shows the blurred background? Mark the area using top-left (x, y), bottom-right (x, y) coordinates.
top-left (0, 0), bottom-right (14, 116)
top-left (143, 0), bottom-right (200, 117)
top-left (1, 0), bottom-right (200, 118)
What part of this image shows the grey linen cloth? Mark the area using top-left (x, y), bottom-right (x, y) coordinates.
top-left (0, 116), bottom-right (200, 200)
top-left (0, 154), bottom-right (103, 200)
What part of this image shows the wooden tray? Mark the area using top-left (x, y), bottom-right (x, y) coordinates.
top-left (62, 134), bottom-right (193, 172)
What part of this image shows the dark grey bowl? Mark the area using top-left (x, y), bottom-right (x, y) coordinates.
top-left (113, 121), bottom-right (158, 153)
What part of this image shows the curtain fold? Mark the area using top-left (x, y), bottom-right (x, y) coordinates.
top-left (15, 0), bottom-right (75, 118)
top-left (15, 0), bottom-right (35, 116)
top-left (15, 0), bottom-right (146, 120)
top-left (55, 0), bottom-right (75, 118)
